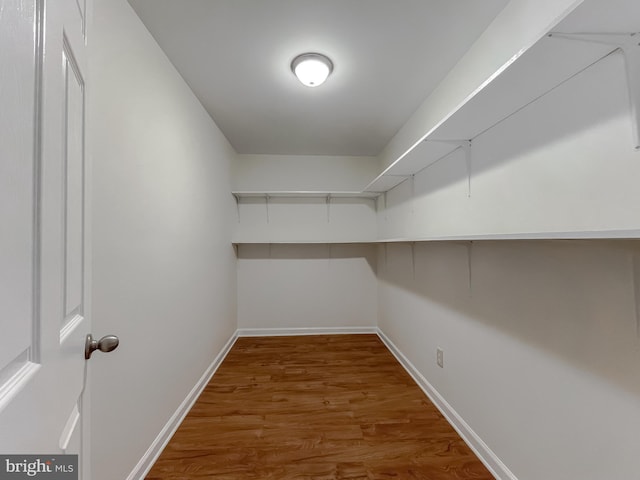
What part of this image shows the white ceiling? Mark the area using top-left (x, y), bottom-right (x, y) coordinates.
top-left (129, 0), bottom-right (508, 156)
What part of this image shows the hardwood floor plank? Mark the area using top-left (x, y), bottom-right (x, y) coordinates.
top-left (146, 334), bottom-right (494, 480)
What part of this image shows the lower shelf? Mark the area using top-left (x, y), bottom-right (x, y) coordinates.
top-left (233, 229), bottom-right (640, 245)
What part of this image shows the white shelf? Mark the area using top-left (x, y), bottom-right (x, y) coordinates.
top-left (233, 229), bottom-right (640, 245)
top-left (380, 230), bottom-right (640, 242)
top-left (232, 240), bottom-right (377, 245)
top-left (233, 191), bottom-right (379, 245)
top-left (232, 191), bottom-right (380, 199)
top-left (364, 0), bottom-right (640, 194)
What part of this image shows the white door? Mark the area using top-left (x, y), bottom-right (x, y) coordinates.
top-left (0, 0), bottom-right (105, 478)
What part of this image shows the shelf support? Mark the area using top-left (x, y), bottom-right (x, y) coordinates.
top-left (265, 194), bottom-right (271, 224)
top-left (383, 192), bottom-right (388, 222)
top-left (411, 242), bottom-right (416, 280)
top-left (232, 193), bottom-right (241, 223)
top-left (428, 139), bottom-right (473, 196)
top-left (410, 174), bottom-right (416, 214)
top-left (549, 32), bottom-right (640, 150)
top-left (384, 243), bottom-right (388, 271)
top-left (326, 195), bottom-right (331, 223)
top-left (466, 241), bottom-right (474, 298)
top-left (463, 140), bottom-right (472, 198)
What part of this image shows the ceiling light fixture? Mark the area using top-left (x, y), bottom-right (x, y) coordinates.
top-left (291, 53), bottom-right (333, 88)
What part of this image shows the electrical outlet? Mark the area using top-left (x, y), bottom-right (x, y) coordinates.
top-left (436, 348), bottom-right (444, 368)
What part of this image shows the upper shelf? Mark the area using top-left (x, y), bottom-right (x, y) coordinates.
top-left (364, 0), bottom-right (639, 193)
top-left (232, 191), bottom-right (381, 199)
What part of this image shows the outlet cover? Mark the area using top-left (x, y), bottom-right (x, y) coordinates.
top-left (436, 348), bottom-right (444, 368)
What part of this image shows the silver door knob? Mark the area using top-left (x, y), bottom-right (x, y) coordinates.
top-left (85, 334), bottom-right (119, 359)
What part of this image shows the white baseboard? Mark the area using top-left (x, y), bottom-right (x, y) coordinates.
top-left (126, 331), bottom-right (239, 480)
top-left (376, 328), bottom-right (518, 480)
top-left (237, 326), bottom-right (378, 337)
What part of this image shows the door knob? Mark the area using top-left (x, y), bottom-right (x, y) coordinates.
top-left (85, 334), bottom-right (119, 359)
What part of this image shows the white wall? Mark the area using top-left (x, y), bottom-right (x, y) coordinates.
top-left (89, 1), bottom-right (237, 479)
top-left (375, 8), bottom-right (640, 477)
top-left (378, 240), bottom-right (640, 479)
top-left (237, 244), bottom-right (377, 332)
top-left (233, 154), bottom-right (378, 192)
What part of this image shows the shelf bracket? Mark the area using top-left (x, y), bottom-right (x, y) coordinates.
top-left (428, 139), bottom-right (473, 196)
top-left (232, 193), bottom-right (241, 223)
top-left (326, 195), bottom-right (331, 223)
top-left (410, 174), bottom-right (416, 214)
top-left (463, 140), bottom-right (472, 198)
top-left (265, 194), bottom-right (271, 224)
top-left (411, 242), bottom-right (416, 279)
top-left (383, 191), bottom-right (388, 222)
top-left (384, 243), bottom-right (388, 271)
top-left (549, 32), bottom-right (640, 150)
top-left (466, 241), bottom-right (474, 298)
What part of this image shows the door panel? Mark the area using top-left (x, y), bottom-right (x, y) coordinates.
top-left (0, 0), bottom-right (40, 418)
top-left (0, 0), bottom-right (38, 394)
top-left (62, 37), bottom-right (86, 333)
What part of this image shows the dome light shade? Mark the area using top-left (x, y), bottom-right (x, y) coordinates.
top-left (291, 53), bottom-right (333, 87)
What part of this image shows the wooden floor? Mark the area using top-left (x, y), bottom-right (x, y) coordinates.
top-left (146, 334), bottom-right (494, 479)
